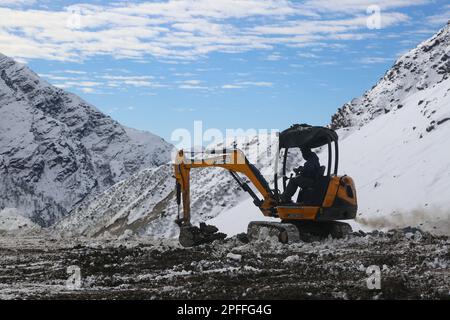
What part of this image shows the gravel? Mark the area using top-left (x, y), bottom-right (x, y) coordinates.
top-left (0, 229), bottom-right (448, 300)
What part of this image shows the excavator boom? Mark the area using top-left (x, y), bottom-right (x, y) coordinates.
top-left (174, 148), bottom-right (276, 227)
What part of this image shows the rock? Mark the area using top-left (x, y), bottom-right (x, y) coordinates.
top-left (405, 232), bottom-right (415, 240)
top-left (236, 233), bottom-right (250, 243)
top-left (226, 253), bottom-right (242, 262)
top-left (199, 222), bottom-right (219, 235)
top-left (118, 229), bottom-right (134, 241)
top-left (358, 230), bottom-right (367, 237)
top-left (283, 255), bottom-right (300, 264)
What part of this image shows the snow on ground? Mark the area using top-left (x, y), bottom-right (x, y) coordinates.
top-left (207, 197), bottom-right (277, 236)
top-left (0, 208), bottom-right (40, 232)
top-left (337, 77), bottom-right (450, 236)
top-left (209, 195), bottom-right (372, 236)
top-left (0, 230), bottom-right (448, 299)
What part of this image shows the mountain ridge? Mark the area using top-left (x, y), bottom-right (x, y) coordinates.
top-left (331, 21), bottom-right (450, 130)
top-left (0, 53), bottom-right (173, 226)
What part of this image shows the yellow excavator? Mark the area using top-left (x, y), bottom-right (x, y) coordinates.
top-left (174, 124), bottom-right (357, 247)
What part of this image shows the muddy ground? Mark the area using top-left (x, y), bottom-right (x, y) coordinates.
top-left (0, 229), bottom-right (448, 300)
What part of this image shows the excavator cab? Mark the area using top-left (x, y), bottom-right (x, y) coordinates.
top-left (174, 124), bottom-right (357, 247)
top-left (273, 124), bottom-right (357, 222)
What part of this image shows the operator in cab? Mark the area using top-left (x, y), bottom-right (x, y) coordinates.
top-left (280, 147), bottom-right (321, 204)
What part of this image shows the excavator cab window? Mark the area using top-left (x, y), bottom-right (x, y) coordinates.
top-left (275, 125), bottom-right (340, 205)
top-left (278, 146), bottom-right (326, 192)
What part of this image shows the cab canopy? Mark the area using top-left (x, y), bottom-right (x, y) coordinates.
top-left (279, 124), bottom-right (338, 149)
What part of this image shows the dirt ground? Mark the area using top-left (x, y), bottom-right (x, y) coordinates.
top-left (0, 228), bottom-right (448, 300)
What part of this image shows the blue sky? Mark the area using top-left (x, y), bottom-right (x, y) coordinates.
top-left (0, 0), bottom-right (449, 142)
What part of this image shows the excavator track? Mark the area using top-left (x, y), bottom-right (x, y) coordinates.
top-left (247, 221), bottom-right (300, 244)
top-left (289, 220), bottom-right (353, 242)
top-left (247, 220), bottom-right (353, 244)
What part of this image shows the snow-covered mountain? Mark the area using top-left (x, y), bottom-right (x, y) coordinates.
top-left (331, 22), bottom-right (450, 129)
top-left (0, 53), bottom-right (173, 226)
top-left (331, 25), bottom-right (450, 236)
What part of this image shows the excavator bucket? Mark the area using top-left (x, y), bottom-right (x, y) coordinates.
top-left (178, 223), bottom-right (227, 247)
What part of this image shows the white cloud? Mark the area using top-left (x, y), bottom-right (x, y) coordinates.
top-left (39, 71), bottom-right (164, 93)
top-left (359, 57), bottom-right (393, 64)
top-left (251, 13), bottom-right (409, 36)
top-left (53, 83), bottom-right (69, 89)
top-left (174, 72), bottom-right (197, 77)
top-left (0, 0), bottom-right (35, 6)
top-left (38, 74), bottom-right (71, 81)
top-left (298, 52), bottom-right (319, 58)
top-left (303, 0), bottom-right (429, 13)
top-left (239, 81), bottom-right (273, 87)
top-left (100, 75), bottom-right (154, 81)
top-left (265, 53), bottom-right (282, 61)
top-left (179, 84), bottom-right (208, 90)
top-left (178, 79), bottom-right (208, 89)
top-left (78, 81), bottom-right (101, 87)
top-left (426, 5), bottom-right (450, 26)
top-left (122, 81), bottom-right (150, 87)
top-left (222, 84), bottom-right (243, 89)
top-left (173, 107), bottom-right (197, 112)
top-left (0, 0), bottom-right (426, 62)
top-left (81, 87), bottom-right (95, 93)
top-left (222, 81), bottom-right (273, 89)
top-left (183, 80), bottom-right (202, 85)
top-left (62, 70), bottom-right (87, 75)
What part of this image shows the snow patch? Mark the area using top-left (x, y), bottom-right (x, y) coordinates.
top-left (0, 208), bottom-right (40, 231)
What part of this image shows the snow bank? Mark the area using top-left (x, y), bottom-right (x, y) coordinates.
top-left (337, 78), bottom-right (450, 236)
top-left (207, 197), bottom-right (277, 236)
top-left (0, 208), bottom-right (40, 232)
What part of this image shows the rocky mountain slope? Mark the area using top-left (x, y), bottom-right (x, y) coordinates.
top-left (0, 53), bottom-right (172, 226)
top-left (335, 78), bottom-right (450, 235)
top-left (331, 21), bottom-right (450, 129)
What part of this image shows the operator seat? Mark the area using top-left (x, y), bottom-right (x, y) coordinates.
top-left (296, 166), bottom-right (329, 205)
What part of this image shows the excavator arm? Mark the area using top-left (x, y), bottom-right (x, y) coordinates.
top-left (174, 149), bottom-right (277, 227)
